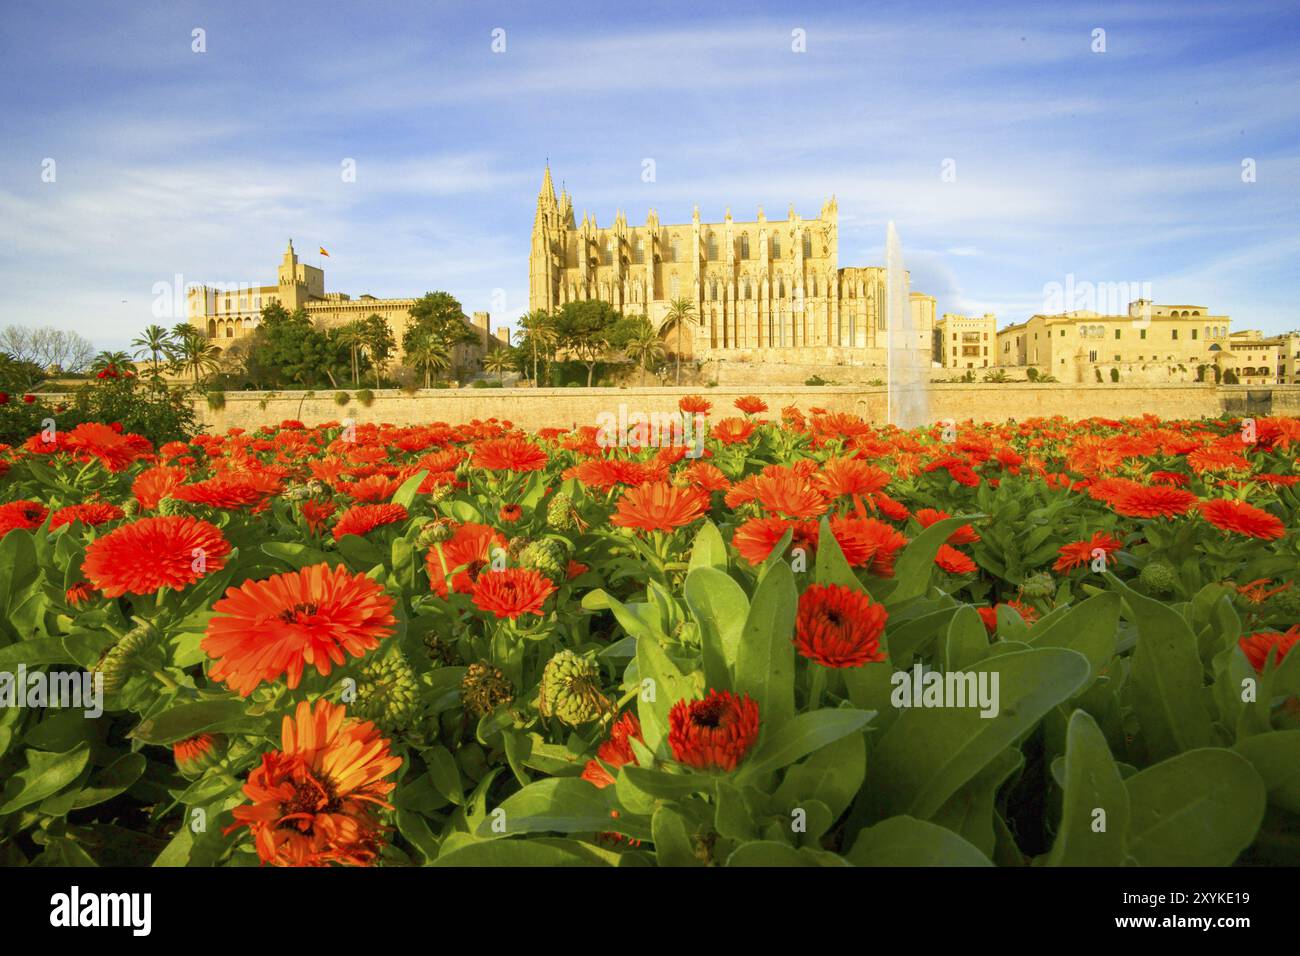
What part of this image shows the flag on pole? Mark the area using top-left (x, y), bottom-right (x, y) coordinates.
top-left (319, 247), bottom-right (330, 257)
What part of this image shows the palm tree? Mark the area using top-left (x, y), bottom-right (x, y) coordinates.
top-left (90, 350), bottom-right (136, 375)
top-left (173, 330), bottom-right (220, 385)
top-left (408, 337), bottom-right (451, 388)
top-left (131, 324), bottom-right (175, 387)
top-left (517, 310), bottom-right (554, 385)
top-left (624, 323), bottom-right (666, 386)
top-left (337, 321), bottom-right (364, 385)
top-left (482, 348), bottom-right (513, 385)
top-left (663, 297), bottom-right (697, 386)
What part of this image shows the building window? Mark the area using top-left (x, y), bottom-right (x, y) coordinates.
top-left (1140, 329), bottom-right (1147, 339)
top-left (706, 234), bottom-right (718, 260)
top-left (1191, 328), bottom-right (1198, 339)
top-left (740, 235), bottom-right (750, 259)
top-left (1115, 329), bottom-right (1121, 339)
top-left (1172, 329), bottom-right (1178, 340)
top-left (772, 235), bottom-right (781, 258)
top-left (670, 276), bottom-right (679, 299)
top-left (633, 240), bottom-right (645, 265)
top-left (670, 240), bottom-right (680, 262)
top-left (1088, 349), bottom-right (1098, 362)
top-left (802, 234), bottom-right (812, 258)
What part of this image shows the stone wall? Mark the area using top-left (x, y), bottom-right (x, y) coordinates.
top-left (187, 382), bottom-right (1282, 434)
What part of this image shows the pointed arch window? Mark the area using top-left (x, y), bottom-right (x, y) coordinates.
top-left (706, 233), bottom-right (718, 260)
top-left (740, 235), bottom-right (750, 260)
top-left (771, 235), bottom-right (781, 258)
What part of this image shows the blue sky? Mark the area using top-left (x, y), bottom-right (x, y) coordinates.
top-left (1, 0), bottom-right (1297, 352)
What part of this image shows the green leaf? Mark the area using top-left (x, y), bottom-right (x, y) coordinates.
top-left (434, 838), bottom-right (612, 866)
top-left (1124, 748), bottom-right (1266, 866)
top-left (0, 637), bottom-right (78, 669)
top-left (259, 540), bottom-right (335, 569)
top-left (930, 747), bottom-right (1022, 858)
top-left (1044, 710), bottom-right (1129, 866)
top-left (726, 841), bottom-right (845, 866)
top-left (392, 469), bottom-right (428, 509)
top-left (944, 606), bottom-right (989, 671)
top-left (814, 515), bottom-right (861, 590)
top-left (888, 515), bottom-right (984, 607)
top-left (634, 632), bottom-right (693, 754)
top-left (683, 567), bottom-right (748, 692)
top-left (0, 743), bottom-right (91, 814)
top-left (734, 560), bottom-right (797, 734)
top-left (741, 708), bottom-right (874, 779)
top-left (869, 647), bottom-right (1091, 819)
top-left (651, 806), bottom-right (701, 867)
top-left (130, 699), bottom-right (263, 745)
top-left (619, 764), bottom-right (714, 801)
top-left (72, 753), bottom-right (148, 810)
top-left (1233, 731), bottom-right (1300, 814)
top-left (771, 730), bottom-right (865, 821)
top-left (846, 816), bottom-right (993, 866)
top-left (1027, 592), bottom-right (1120, 689)
top-left (426, 745), bottom-right (465, 806)
top-left (1109, 574), bottom-right (1218, 759)
top-left (687, 519), bottom-right (728, 572)
top-left (476, 777), bottom-right (651, 842)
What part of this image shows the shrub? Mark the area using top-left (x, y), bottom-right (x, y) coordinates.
top-left (334, 391), bottom-right (350, 406)
top-left (1110, 368), bottom-right (1120, 382)
top-left (805, 375), bottom-right (828, 386)
top-left (356, 388), bottom-right (375, 407)
top-left (206, 390), bottom-right (226, 411)
top-left (1026, 367), bottom-right (1040, 382)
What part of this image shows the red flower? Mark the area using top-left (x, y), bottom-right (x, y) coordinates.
top-left (174, 471), bottom-right (283, 509)
top-left (610, 481), bottom-right (710, 533)
top-left (815, 458), bottom-right (891, 499)
top-left (22, 394), bottom-right (35, 404)
top-left (470, 567), bottom-right (556, 619)
top-left (50, 502), bottom-right (125, 529)
top-left (977, 601), bottom-right (1039, 634)
top-left (472, 436), bottom-right (549, 472)
top-left (915, 507), bottom-right (981, 544)
top-left (499, 504), bottom-right (522, 523)
top-left (332, 503), bottom-right (408, 541)
top-left (679, 395), bottom-right (712, 415)
top-left (301, 499), bottom-right (336, 535)
top-left (425, 522), bottom-right (506, 597)
top-left (0, 500), bottom-right (49, 539)
top-left (82, 516), bottom-right (230, 598)
top-left (581, 712), bottom-right (644, 788)
top-left (226, 699), bottom-right (401, 867)
top-left (1199, 499), bottom-right (1285, 540)
top-left (66, 422), bottom-right (151, 472)
top-left (132, 465), bottom-right (187, 510)
top-left (1054, 530), bottom-right (1124, 572)
top-left (732, 516), bottom-right (819, 566)
top-left (795, 584), bottom-right (888, 668)
top-left (935, 544), bottom-right (978, 575)
top-left (828, 515), bottom-right (908, 576)
top-left (711, 417), bottom-right (756, 445)
top-left (65, 580), bottom-right (96, 607)
top-left (1238, 626), bottom-right (1300, 672)
top-left (668, 690), bottom-right (760, 772)
top-left (203, 563), bottom-right (397, 696)
top-left (1109, 485), bottom-right (1197, 518)
top-left (734, 395), bottom-right (768, 415)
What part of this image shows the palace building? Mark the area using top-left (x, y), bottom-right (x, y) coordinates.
top-left (187, 240), bottom-right (503, 369)
top-left (528, 167), bottom-right (934, 367)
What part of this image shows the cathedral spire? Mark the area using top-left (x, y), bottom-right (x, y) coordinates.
top-left (538, 163), bottom-right (557, 208)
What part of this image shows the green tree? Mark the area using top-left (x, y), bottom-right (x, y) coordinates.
top-left (483, 347), bottom-right (515, 385)
top-left (662, 297), bottom-right (697, 386)
top-left (358, 313), bottom-right (397, 388)
top-left (336, 320), bottom-right (366, 385)
top-left (407, 335), bottom-right (451, 388)
top-left (517, 310), bottom-right (555, 385)
top-left (254, 305), bottom-right (344, 387)
top-left (131, 324), bottom-right (176, 390)
top-left (91, 350), bottom-right (136, 375)
top-left (621, 317), bottom-right (665, 386)
top-left (171, 328), bottom-right (221, 385)
top-left (403, 292), bottom-right (478, 382)
top-left (554, 300), bottom-right (620, 386)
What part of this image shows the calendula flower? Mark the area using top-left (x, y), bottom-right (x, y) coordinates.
top-left (1054, 530), bottom-right (1124, 572)
top-left (203, 563), bottom-right (396, 696)
top-left (582, 712), bottom-right (645, 788)
top-left (470, 567), bottom-right (556, 619)
top-left (668, 690), bottom-right (761, 772)
top-left (0, 500), bottom-right (49, 538)
top-left (472, 436), bottom-right (549, 472)
top-left (332, 503), bottom-right (408, 541)
top-left (1199, 499), bottom-right (1286, 540)
top-left (226, 699), bottom-right (401, 867)
top-left (610, 481), bottom-right (710, 533)
top-left (50, 502), bottom-right (125, 530)
top-left (1109, 485), bottom-right (1197, 519)
top-left (795, 584), bottom-right (888, 668)
top-left (82, 515), bottom-right (230, 598)
top-left (1238, 626), bottom-right (1300, 673)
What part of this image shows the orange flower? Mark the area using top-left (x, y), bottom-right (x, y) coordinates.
top-left (1238, 626), bottom-right (1300, 672)
top-left (668, 690), bottom-right (760, 772)
top-left (711, 417), bottom-right (756, 445)
top-left (679, 395), bottom-right (712, 415)
top-left (1109, 485), bottom-right (1198, 519)
top-left (227, 699), bottom-right (401, 867)
top-left (827, 515), bottom-right (907, 576)
top-left (50, 502), bottom-right (125, 530)
top-left (750, 469), bottom-right (828, 519)
top-left (470, 567), bottom-right (556, 619)
top-left (915, 507), bottom-right (981, 544)
top-left (935, 544), bottom-right (978, 575)
top-left (1054, 530), bottom-right (1124, 573)
top-left (131, 465), bottom-right (187, 511)
top-left (581, 711), bottom-right (644, 788)
top-left (0, 500), bottom-right (48, 538)
top-left (173, 471), bottom-right (283, 509)
top-left (82, 516), bottom-right (230, 598)
top-left (425, 522), bottom-right (506, 597)
top-left (65, 422), bottom-right (151, 472)
top-left (977, 601), bottom-right (1039, 634)
top-left (814, 458), bottom-right (891, 499)
top-left (301, 499), bottom-right (336, 535)
top-left (203, 563), bottom-right (396, 696)
top-left (732, 516), bottom-right (819, 566)
top-left (734, 395), bottom-right (768, 415)
top-left (472, 436), bottom-right (549, 472)
top-left (332, 503), bottom-right (408, 541)
top-left (65, 580), bottom-right (95, 606)
top-left (795, 584), bottom-right (888, 668)
top-left (499, 503), bottom-right (522, 523)
top-left (1199, 499), bottom-right (1285, 540)
top-left (610, 481), bottom-right (710, 533)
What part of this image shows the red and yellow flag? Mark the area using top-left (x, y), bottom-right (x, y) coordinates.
top-left (319, 247), bottom-right (330, 257)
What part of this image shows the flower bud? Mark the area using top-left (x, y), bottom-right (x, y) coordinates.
top-left (537, 650), bottom-right (612, 727)
top-left (461, 661), bottom-right (514, 718)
